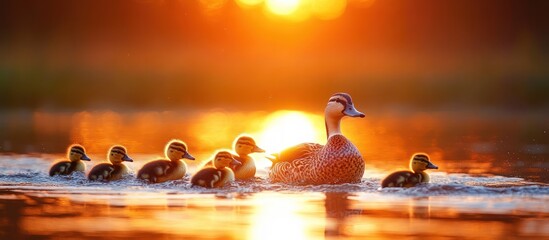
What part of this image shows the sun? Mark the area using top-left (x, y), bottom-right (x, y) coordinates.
top-left (265, 0), bottom-right (301, 16)
top-left (257, 111), bottom-right (324, 154)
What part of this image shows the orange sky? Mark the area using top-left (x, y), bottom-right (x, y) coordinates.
top-left (0, 0), bottom-right (547, 110)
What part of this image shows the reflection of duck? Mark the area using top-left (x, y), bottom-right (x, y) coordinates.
top-left (324, 192), bottom-right (351, 237)
top-left (137, 140), bottom-right (195, 183)
top-left (202, 136), bottom-right (265, 180)
top-left (191, 151), bottom-right (241, 188)
top-left (269, 93), bottom-right (365, 185)
top-left (381, 153), bottom-right (438, 188)
top-left (88, 145), bottom-right (133, 181)
top-left (49, 144), bottom-right (91, 176)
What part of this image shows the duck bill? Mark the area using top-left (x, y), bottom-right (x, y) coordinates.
top-left (343, 104), bottom-right (365, 118)
top-left (265, 154), bottom-right (277, 162)
top-left (252, 145), bottom-right (266, 153)
top-left (80, 154), bottom-right (91, 161)
top-left (122, 155), bottom-right (133, 162)
top-left (426, 162), bottom-right (438, 169)
top-left (183, 152), bottom-right (195, 160)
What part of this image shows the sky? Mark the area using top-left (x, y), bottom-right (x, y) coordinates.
top-left (0, 0), bottom-right (548, 111)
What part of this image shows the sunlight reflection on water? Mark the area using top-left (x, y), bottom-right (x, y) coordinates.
top-left (1, 188), bottom-right (547, 239)
top-left (5, 109), bottom-right (543, 181)
top-left (0, 153), bottom-right (548, 239)
top-left (0, 109), bottom-right (548, 238)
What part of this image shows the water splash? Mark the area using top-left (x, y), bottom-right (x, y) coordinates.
top-left (1, 155), bottom-right (547, 198)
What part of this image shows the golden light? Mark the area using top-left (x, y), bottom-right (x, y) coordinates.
top-left (234, 0), bottom-right (355, 21)
top-left (236, 0), bottom-right (264, 8)
top-left (266, 0), bottom-right (301, 16)
top-left (353, 0), bottom-right (376, 8)
top-left (249, 194), bottom-right (308, 239)
top-left (312, 0), bottom-right (347, 20)
top-left (200, 0), bottom-right (229, 16)
top-left (257, 111), bottom-right (324, 154)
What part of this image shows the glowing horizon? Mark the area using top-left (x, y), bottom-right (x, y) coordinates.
top-left (235, 0), bottom-right (358, 21)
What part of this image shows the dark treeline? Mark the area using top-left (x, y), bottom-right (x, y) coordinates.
top-left (0, 73), bottom-right (547, 111)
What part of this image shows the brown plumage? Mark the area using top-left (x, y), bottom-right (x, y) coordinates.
top-left (201, 135), bottom-right (265, 180)
top-left (49, 144), bottom-right (91, 176)
top-left (269, 135), bottom-right (364, 185)
top-left (191, 151), bottom-right (241, 188)
top-left (88, 145), bottom-right (133, 181)
top-left (381, 153), bottom-right (439, 188)
top-left (269, 93), bottom-right (366, 185)
top-left (137, 140), bottom-right (195, 183)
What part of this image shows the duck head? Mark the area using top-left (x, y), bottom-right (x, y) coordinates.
top-left (165, 139), bottom-right (195, 161)
top-left (324, 93), bottom-right (365, 138)
top-left (234, 135), bottom-right (265, 156)
top-left (410, 153), bottom-right (438, 173)
top-left (108, 145), bottom-right (133, 164)
top-left (68, 144), bottom-right (91, 162)
top-left (213, 151), bottom-right (241, 169)
top-left (325, 93), bottom-right (365, 119)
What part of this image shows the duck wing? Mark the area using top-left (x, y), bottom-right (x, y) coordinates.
top-left (49, 161), bottom-right (72, 176)
top-left (88, 163), bottom-right (116, 181)
top-left (271, 143), bottom-right (323, 164)
top-left (137, 160), bottom-right (172, 182)
top-left (381, 171), bottom-right (421, 188)
top-left (191, 168), bottom-right (222, 188)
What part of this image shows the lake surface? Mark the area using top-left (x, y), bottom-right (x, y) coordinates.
top-left (0, 109), bottom-right (548, 239)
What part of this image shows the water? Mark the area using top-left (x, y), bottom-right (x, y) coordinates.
top-left (0, 154), bottom-right (548, 239)
top-left (0, 110), bottom-right (548, 239)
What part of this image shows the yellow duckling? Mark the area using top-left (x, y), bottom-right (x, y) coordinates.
top-left (232, 136), bottom-right (265, 179)
top-left (269, 93), bottom-right (365, 185)
top-left (88, 145), bottom-right (133, 181)
top-left (137, 139), bottom-right (195, 183)
top-left (191, 151), bottom-right (241, 188)
top-left (49, 144), bottom-right (91, 176)
top-left (202, 136), bottom-right (265, 180)
top-left (381, 153), bottom-right (439, 188)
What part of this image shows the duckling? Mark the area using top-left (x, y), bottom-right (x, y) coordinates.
top-left (202, 136), bottom-right (265, 180)
top-left (381, 153), bottom-right (439, 188)
top-left (191, 151), bottom-right (241, 188)
top-left (232, 136), bottom-right (265, 179)
top-left (49, 144), bottom-right (91, 176)
top-left (88, 145), bottom-right (133, 181)
top-left (137, 139), bottom-right (195, 183)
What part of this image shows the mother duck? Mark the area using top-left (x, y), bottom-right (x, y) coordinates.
top-left (269, 93), bottom-right (365, 185)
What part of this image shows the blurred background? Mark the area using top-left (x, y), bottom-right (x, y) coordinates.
top-left (1, 0), bottom-right (548, 110)
top-left (0, 0), bottom-right (547, 179)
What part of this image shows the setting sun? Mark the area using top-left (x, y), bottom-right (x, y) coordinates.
top-left (257, 111), bottom-right (324, 154)
top-left (266, 0), bottom-right (301, 15)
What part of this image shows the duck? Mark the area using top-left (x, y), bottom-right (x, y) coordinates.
top-left (202, 136), bottom-right (265, 180)
top-left (137, 139), bottom-right (195, 183)
top-left (49, 144), bottom-right (91, 176)
top-left (191, 151), bottom-right (241, 188)
top-left (268, 92), bottom-right (366, 185)
top-left (381, 153), bottom-right (439, 188)
top-left (88, 145), bottom-right (133, 181)
top-left (231, 136), bottom-right (265, 179)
